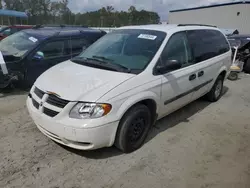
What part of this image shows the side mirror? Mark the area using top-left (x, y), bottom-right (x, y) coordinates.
top-left (33, 51), bottom-right (44, 61)
top-left (156, 59), bottom-right (182, 74)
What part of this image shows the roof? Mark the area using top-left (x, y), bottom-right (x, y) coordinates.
top-left (23, 26), bottom-right (104, 40)
top-left (170, 1), bottom-right (250, 13)
top-left (118, 24), bottom-right (219, 33)
top-left (118, 24), bottom-right (178, 32)
top-left (0, 9), bottom-right (28, 18)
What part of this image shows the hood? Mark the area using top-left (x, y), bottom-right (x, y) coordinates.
top-left (35, 60), bottom-right (135, 101)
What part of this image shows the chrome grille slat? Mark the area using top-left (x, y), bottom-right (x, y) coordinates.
top-left (46, 94), bottom-right (69, 108)
top-left (32, 98), bottom-right (39, 109)
top-left (34, 87), bottom-right (45, 99)
top-left (31, 87), bottom-right (69, 118)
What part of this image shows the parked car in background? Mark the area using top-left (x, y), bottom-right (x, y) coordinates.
top-left (228, 34), bottom-right (250, 73)
top-left (27, 24), bottom-right (231, 153)
top-left (0, 25), bottom-right (106, 89)
top-left (0, 25), bottom-right (33, 41)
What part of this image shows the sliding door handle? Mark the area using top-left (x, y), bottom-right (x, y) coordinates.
top-left (198, 71), bottom-right (204, 77)
top-left (189, 74), bottom-right (196, 81)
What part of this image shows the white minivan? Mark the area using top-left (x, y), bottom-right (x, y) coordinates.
top-left (27, 24), bottom-right (231, 153)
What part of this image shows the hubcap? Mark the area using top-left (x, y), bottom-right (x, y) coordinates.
top-left (128, 117), bottom-right (146, 144)
top-left (215, 80), bottom-right (222, 98)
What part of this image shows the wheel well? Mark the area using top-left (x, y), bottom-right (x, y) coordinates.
top-left (219, 70), bottom-right (227, 80)
top-left (122, 99), bottom-right (157, 124)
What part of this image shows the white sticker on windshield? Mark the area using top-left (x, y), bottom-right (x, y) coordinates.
top-left (29, 37), bottom-right (38, 43)
top-left (138, 34), bottom-right (157, 40)
top-left (247, 38), bottom-right (250, 40)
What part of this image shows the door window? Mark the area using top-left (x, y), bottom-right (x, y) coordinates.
top-left (160, 32), bottom-right (193, 68)
top-left (187, 30), bottom-right (230, 63)
top-left (38, 41), bottom-right (65, 59)
top-left (70, 38), bottom-right (90, 55)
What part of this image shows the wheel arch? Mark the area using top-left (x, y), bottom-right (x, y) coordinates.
top-left (116, 92), bottom-right (160, 125)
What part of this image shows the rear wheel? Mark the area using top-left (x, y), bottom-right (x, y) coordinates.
top-left (115, 104), bottom-right (152, 153)
top-left (205, 75), bottom-right (224, 102)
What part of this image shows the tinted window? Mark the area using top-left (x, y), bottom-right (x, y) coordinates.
top-left (187, 29), bottom-right (230, 63)
top-left (39, 41), bottom-right (64, 59)
top-left (71, 38), bottom-right (90, 54)
top-left (160, 32), bottom-right (193, 68)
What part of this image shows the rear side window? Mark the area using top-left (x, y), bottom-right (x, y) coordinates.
top-left (187, 29), bottom-right (230, 63)
top-left (70, 38), bottom-right (90, 55)
top-left (39, 41), bottom-right (65, 59)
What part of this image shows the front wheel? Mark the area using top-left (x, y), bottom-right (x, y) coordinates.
top-left (115, 104), bottom-right (152, 153)
top-left (205, 75), bottom-right (224, 102)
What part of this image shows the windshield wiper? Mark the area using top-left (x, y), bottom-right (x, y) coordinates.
top-left (91, 56), bottom-right (131, 73)
top-left (72, 56), bottom-right (131, 73)
top-left (92, 55), bottom-right (114, 62)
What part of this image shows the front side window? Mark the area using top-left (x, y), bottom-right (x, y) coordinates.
top-left (70, 38), bottom-right (90, 55)
top-left (73, 29), bottom-right (166, 73)
top-left (160, 32), bottom-right (193, 68)
top-left (0, 31), bottom-right (39, 58)
top-left (38, 41), bottom-right (64, 59)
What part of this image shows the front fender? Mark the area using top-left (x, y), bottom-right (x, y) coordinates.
top-left (217, 65), bottom-right (229, 80)
top-left (116, 91), bottom-right (161, 120)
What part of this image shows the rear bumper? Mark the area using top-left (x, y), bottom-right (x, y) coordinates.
top-left (27, 97), bottom-right (119, 150)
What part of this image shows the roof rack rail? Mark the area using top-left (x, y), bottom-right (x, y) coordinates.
top-left (32, 24), bottom-right (88, 29)
top-left (178, 24), bottom-right (217, 28)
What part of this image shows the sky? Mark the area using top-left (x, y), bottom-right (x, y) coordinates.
top-left (68, 0), bottom-right (238, 20)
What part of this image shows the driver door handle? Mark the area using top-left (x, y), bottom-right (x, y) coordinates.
top-left (189, 74), bottom-right (196, 81)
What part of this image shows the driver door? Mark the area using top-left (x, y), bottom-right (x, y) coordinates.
top-left (158, 31), bottom-right (197, 117)
top-left (26, 40), bottom-right (69, 86)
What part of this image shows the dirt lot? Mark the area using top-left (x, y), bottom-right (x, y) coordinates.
top-left (1, 74), bottom-right (250, 188)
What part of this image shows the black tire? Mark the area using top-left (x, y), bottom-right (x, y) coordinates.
top-left (115, 104), bottom-right (152, 153)
top-left (244, 58), bottom-right (250, 73)
top-left (228, 72), bottom-right (238, 81)
top-left (205, 75), bottom-right (224, 102)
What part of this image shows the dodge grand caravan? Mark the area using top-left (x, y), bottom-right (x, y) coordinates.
top-left (27, 24), bottom-right (231, 153)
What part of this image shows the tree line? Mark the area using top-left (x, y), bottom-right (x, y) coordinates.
top-left (0, 0), bottom-right (160, 27)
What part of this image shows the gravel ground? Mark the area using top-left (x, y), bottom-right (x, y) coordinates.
top-left (1, 74), bottom-right (250, 188)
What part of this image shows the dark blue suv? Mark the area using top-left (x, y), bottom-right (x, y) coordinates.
top-left (0, 25), bottom-right (106, 89)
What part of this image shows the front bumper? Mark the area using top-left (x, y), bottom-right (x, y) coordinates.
top-left (26, 96), bottom-right (119, 150)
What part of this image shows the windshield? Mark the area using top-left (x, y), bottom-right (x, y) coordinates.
top-left (0, 31), bottom-right (39, 58)
top-left (74, 29), bottom-right (166, 73)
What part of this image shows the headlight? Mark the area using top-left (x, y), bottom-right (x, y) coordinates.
top-left (69, 102), bottom-right (112, 119)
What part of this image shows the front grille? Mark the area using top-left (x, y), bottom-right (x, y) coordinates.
top-left (34, 87), bottom-right (45, 99)
top-left (32, 98), bottom-right (39, 109)
top-left (46, 94), bottom-right (69, 108)
top-left (43, 107), bottom-right (59, 117)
